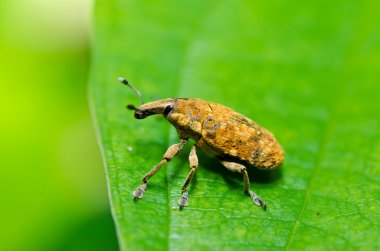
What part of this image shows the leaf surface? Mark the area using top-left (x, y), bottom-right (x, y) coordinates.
top-left (90, 1), bottom-right (380, 250)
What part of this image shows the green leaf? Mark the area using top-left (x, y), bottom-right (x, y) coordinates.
top-left (90, 1), bottom-right (380, 250)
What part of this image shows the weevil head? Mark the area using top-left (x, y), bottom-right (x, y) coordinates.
top-left (128, 98), bottom-right (176, 119)
top-left (118, 78), bottom-right (206, 138)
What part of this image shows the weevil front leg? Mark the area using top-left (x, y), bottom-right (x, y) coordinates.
top-left (220, 161), bottom-right (266, 210)
top-left (178, 145), bottom-right (199, 209)
top-left (133, 139), bottom-right (188, 200)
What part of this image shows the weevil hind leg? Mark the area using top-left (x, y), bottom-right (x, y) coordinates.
top-left (220, 160), bottom-right (266, 210)
top-left (178, 145), bottom-right (199, 209)
top-left (133, 139), bottom-right (188, 200)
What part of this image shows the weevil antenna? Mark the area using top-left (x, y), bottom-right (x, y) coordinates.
top-left (118, 77), bottom-right (144, 105)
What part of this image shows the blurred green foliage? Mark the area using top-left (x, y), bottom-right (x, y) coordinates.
top-left (0, 1), bottom-right (117, 250)
top-left (91, 0), bottom-right (380, 250)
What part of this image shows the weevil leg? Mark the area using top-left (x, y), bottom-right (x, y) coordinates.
top-left (133, 139), bottom-right (188, 200)
top-left (220, 161), bottom-right (266, 210)
top-left (178, 145), bottom-right (199, 209)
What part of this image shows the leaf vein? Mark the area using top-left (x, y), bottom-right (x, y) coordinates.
top-left (285, 110), bottom-right (335, 250)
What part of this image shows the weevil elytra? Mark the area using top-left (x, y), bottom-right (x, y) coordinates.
top-left (119, 78), bottom-right (284, 210)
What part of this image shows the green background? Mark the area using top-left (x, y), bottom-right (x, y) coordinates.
top-left (91, 0), bottom-right (380, 250)
top-left (0, 0), bottom-right (117, 250)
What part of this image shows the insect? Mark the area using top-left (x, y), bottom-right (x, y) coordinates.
top-left (119, 77), bottom-right (284, 210)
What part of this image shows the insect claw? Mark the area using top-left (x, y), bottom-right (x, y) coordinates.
top-left (249, 191), bottom-right (266, 210)
top-left (256, 198), bottom-right (267, 210)
top-left (178, 191), bottom-right (189, 209)
top-left (133, 183), bottom-right (147, 199)
top-left (262, 203), bottom-right (267, 211)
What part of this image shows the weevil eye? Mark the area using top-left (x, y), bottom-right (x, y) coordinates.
top-left (163, 105), bottom-right (174, 116)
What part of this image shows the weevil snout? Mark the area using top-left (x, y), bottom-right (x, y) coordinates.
top-left (127, 99), bottom-right (176, 119)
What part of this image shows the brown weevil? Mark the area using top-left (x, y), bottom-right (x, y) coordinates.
top-left (119, 77), bottom-right (284, 210)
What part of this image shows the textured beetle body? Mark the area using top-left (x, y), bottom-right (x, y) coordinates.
top-left (139, 98), bottom-right (284, 169)
top-left (120, 78), bottom-right (284, 210)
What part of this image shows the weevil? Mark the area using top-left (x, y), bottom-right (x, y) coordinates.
top-left (119, 77), bottom-right (284, 210)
